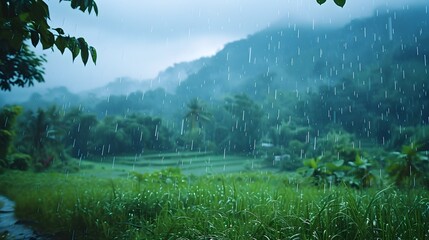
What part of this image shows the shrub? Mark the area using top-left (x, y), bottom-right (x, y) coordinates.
top-left (9, 153), bottom-right (32, 171)
top-left (387, 143), bottom-right (429, 188)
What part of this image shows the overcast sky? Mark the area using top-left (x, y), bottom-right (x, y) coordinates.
top-left (1, 0), bottom-right (427, 101)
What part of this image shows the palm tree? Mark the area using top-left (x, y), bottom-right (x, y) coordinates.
top-left (183, 99), bottom-right (211, 151)
top-left (185, 98), bottom-right (211, 132)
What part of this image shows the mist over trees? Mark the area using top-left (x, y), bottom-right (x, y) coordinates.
top-left (0, 5), bottom-right (428, 179)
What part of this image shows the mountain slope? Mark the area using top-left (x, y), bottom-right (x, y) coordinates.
top-left (174, 6), bottom-right (428, 102)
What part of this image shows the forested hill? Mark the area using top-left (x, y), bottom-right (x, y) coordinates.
top-left (174, 6), bottom-right (428, 102)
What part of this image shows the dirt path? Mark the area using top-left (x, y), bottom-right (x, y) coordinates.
top-left (0, 195), bottom-right (48, 240)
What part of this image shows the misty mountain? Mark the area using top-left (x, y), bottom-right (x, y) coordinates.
top-left (4, 6), bottom-right (427, 119)
top-left (81, 77), bottom-right (150, 99)
top-left (173, 6), bottom-right (428, 102)
top-left (80, 58), bottom-right (209, 99)
top-left (17, 87), bottom-right (81, 111)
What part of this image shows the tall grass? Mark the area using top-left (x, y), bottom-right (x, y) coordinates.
top-left (0, 170), bottom-right (428, 239)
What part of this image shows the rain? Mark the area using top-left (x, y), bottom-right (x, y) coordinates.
top-left (1, 0), bottom-right (429, 239)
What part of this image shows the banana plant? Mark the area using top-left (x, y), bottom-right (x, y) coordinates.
top-left (347, 154), bottom-right (377, 188)
top-left (387, 143), bottom-right (429, 188)
top-left (301, 157), bottom-right (350, 186)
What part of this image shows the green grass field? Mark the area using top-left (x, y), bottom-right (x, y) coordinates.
top-left (0, 153), bottom-right (428, 239)
top-left (75, 152), bottom-right (272, 178)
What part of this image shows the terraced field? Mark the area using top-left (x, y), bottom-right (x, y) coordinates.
top-left (77, 152), bottom-right (272, 178)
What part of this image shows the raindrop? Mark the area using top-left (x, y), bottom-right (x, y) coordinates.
top-left (248, 47), bottom-right (252, 63)
top-left (154, 124), bottom-right (158, 137)
top-left (313, 137), bottom-right (317, 150)
top-left (388, 17), bottom-right (393, 40)
top-left (3, 117), bottom-right (8, 127)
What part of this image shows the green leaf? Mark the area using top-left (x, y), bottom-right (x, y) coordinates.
top-left (332, 159), bottom-right (344, 167)
top-left (305, 168), bottom-right (315, 177)
top-left (316, 0), bottom-right (327, 4)
top-left (53, 28), bottom-right (65, 35)
top-left (67, 37), bottom-right (80, 61)
top-left (355, 154), bottom-right (363, 165)
top-left (78, 37), bottom-right (89, 65)
top-left (30, 30), bottom-right (39, 47)
top-left (30, 0), bottom-right (50, 22)
top-left (40, 30), bottom-right (55, 49)
top-left (18, 13), bottom-right (30, 22)
top-left (55, 36), bottom-right (67, 54)
top-left (93, 2), bottom-right (99, 16)
top-left (333, 171), bottom-right (345, 178)
top-left (308, 158), bottom-right (318, 169)
top-left (70, 0), bottom-right (79, 9)
top-left (79, 0), bottom-right (87, 12)
top-left (334, 0), bottom-right (346, 7)
top-left (89, 46), bottom-right (97, 64)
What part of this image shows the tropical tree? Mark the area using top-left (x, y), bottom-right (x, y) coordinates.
top-left (182, 98), bottom-right (212, 151)
top-left (0, 105), bottom-right (22, 167)
top-left (225, 94), bottom-right (263, 154)
top-left (14, 106), bottom-right (67, 169)
top-left (90, 116), bottom-right (130, 156)
top-left (387, 143), bottom-right (429, 188)
top-left (0, 0), bottom-right (98, 91)
top-left (185, 98), bottom-right (211, 131)
top-left (63, 108), bottom-right (98, 159)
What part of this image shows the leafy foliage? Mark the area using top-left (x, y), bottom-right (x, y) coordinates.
top-left (224, 94), bottom-right (263, 154)
top-left (0, 105), bottom-right (22, 167)
top-left (387, 143), bottom-right (429, 188)
top-left (181, 98), bottom-right (212, 151)
top-left (8, 152), bottom-right (32, 170)
top-left (347, 155), bottom-right (377, 188)
top-left (301, 157), bottom-right (349, 186)
top-left (184, 98), bottom-right (211, 131)
top-left (316, 0), bottom-right (346, 7)
top-left (63, 108), bottom-right (98, 159)
top-left (0, 0), bottom-right (97, 91)
top-left (0, 45), bottom-right (46, 91)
